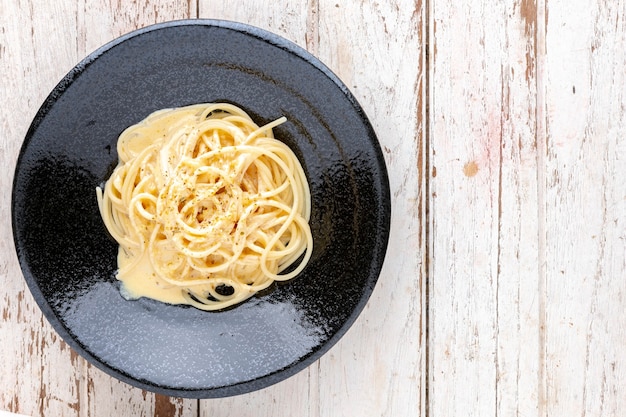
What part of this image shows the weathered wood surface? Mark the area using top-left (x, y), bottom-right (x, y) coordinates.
top-left (429, 0), bottom-right (625, 416)
top-left (428, 0), bottom-right (542, 415)
top-left (1, 0), bottom-right (624, 416)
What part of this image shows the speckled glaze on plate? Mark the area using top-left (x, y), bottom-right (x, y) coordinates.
top-left (11, 20), bottom-right (390, 398)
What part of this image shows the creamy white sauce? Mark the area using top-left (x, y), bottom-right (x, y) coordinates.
top-left (117, 248), bottom-right (188, 304)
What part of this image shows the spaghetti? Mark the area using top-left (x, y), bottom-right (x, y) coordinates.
top-left (97, 103), bottom-right (313, 311)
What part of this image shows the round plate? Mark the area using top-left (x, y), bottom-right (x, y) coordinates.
top-left (12, 20), bottom-right (390, 398)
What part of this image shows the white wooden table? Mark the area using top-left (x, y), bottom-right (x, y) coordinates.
top-left (1, 1), bottom-right (624, 416)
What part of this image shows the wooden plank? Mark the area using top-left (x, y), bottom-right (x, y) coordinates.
top-left (542, 0), bottom-right (626, 414)
top-left (428, 0), bottom-right (541, 415)
top-left (314, 1), bottom-right (425, 416)
top-left (0, 1), bottom-right (198, 416)
top-left (492, 1), bottom-right (543, 415)
top-left (198, 1), bottom-right (310, 48)
top-left (1, 3), bottom-right (87, 415)
top-left (76, 0), bottom-right (199, 54)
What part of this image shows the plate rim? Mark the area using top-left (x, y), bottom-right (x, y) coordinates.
top-left (11, 18), bottom-right (391, 398)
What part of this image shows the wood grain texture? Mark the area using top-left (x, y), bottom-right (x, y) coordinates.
top-left (199, 0), bottom-right (311, 49)
top-left (429, 0), bottom-right (541, 415)
top-left (543, 0), bottom-right (626, 414)
top-left (430, 0), bottom-right (626, 415)
top-left (314, 1), bottom-right (425, 416)
top-left (1, 3), bottom-right (87, 415)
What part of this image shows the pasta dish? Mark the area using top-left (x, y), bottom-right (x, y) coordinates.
top-left (97, 103), bottom-right (313, 311)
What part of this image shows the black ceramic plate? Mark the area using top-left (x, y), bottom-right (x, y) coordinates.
top-left (12, 20), bottom-right (390, 398)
